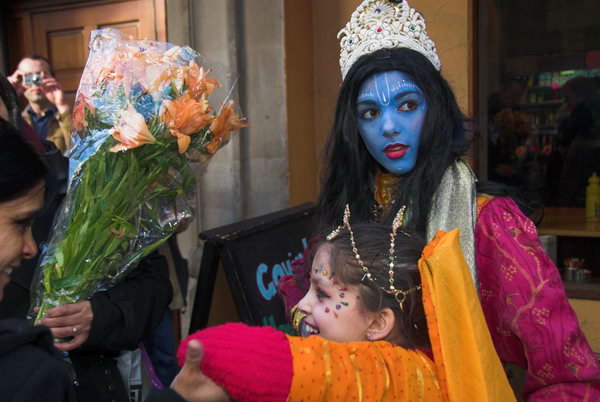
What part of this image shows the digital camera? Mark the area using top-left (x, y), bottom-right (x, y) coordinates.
top-left (23, 73), bottom-right (43, 87)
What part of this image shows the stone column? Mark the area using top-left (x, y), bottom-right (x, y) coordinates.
top-left (166, 0), bottom-right (289, 333)
top-left (167, 0), bottom-right (289, 260)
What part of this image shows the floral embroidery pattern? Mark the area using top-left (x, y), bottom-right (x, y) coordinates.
top-left (532, 307), bottom-right (549, 325)
top-left (500, 264), bottom-right (517, 281)
top-left (475, 196), bottom-right (600, 400)
top-left (537, 364), bottom-right (555, 381)
top-left (480, 288), bottom-right (494, 301)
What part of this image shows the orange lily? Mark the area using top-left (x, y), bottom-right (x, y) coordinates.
top-left (207, 101), bottom-right (248, 154)
top-left (109, 104), bottom-right (156, 152)
top-left (72, 95), bottom-right (93, 131)
top-left (162, 93), bottom-right (214, 153)
top-left (186, 61), bottom-right (221, 99)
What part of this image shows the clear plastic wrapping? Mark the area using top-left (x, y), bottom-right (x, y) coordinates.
top-left (29, 29), bottom-right (247, 323)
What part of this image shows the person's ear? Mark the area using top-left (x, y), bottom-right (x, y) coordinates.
top-left (366, 308), bottom-right (396, 341)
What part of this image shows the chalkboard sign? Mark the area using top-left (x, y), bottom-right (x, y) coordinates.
top-left (189, 203), bottom-right (316, 334)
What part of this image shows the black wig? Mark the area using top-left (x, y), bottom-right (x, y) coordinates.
top-left (318, 48), bottom-right (468, 235)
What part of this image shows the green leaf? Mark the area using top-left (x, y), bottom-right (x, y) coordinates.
top-left (52, 275), bottom-right (86, 290)
top-left (105, 236), bottom-right (125, 256)
top-left (55, 250), bottom-right (64, 268)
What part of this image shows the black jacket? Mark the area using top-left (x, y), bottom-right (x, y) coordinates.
top-left (0, 252), bottom-right (172, 402)
top-left (0, 319), bottom-right (76, 402)
top-left (70, 251), bottom-right (173, 402)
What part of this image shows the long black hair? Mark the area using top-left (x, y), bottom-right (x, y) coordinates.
top-left (0, 72), bottom-right (21, 129)
top-left (318, 48), bottom-right (468, 235)
top-left (1, 72), bottom-right (46, 201)
top-left (0, 117), bottom-right (47, 202)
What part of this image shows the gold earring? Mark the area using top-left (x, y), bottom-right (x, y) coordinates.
top-left (290, 304), bottom-right (307, 334)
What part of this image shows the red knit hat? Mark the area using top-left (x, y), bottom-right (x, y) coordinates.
top-left (178, 323), bottom-right (293, 402)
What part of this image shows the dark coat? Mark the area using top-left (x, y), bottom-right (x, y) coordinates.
top-left (70, 251), bottom-right (172, 402)
top-left (0, 319), bottom-right (76, 402)
top-left (0, 252), bottom-right (172, 402)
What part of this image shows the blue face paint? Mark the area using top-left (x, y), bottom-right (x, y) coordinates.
top-left (356, 71), bottom-right (427, 175)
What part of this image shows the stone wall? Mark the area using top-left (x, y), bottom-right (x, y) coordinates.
top-left (166, 0), bottom-right (289, 332)
top-left (166, 0), bottom-right (289, 262)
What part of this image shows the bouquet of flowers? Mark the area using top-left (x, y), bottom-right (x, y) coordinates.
top-left (29, 28), bottom-right (247, 323)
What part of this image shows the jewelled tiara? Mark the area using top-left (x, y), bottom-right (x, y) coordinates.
top-left (338, 0), bottom-right (441, 79)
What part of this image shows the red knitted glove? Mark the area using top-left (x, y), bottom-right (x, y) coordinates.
top-left (177, 323), bottom-right (293, 402)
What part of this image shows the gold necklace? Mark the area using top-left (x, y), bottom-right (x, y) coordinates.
top-left (372, 171), bottom-right (400, 221)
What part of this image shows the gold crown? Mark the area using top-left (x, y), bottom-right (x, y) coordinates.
top-left (338, 0), bottom-right (441, 79)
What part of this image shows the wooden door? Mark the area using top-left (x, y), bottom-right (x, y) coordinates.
top-left (4, 0), bottom-right (166, 105)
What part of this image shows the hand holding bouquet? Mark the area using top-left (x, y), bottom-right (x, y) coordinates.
top-left (30, 29), bottom-right (247, 323)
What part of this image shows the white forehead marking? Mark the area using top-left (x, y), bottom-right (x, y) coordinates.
top-left (375, 72), bottom-right (391, 106)
top-left (358, 89), bottom-right (375, 99)
top-left (390, 78), bottom-right (417, 93)
top-left (358, 73), bottom-right (419, 103)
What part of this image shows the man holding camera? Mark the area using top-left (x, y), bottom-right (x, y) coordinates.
top-left (8, 55), bottom-right (72, 154)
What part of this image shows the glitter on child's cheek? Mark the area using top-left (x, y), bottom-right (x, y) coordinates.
top-left (340, 302), bottom-right (349, 307)
top-left (336, 304), bottom-right (341, 310)
top-left (325, 307), bottom-right (330, 313)
top-left (339, 292), bottom-right (345, 298)
top-left (322, 270), bottom-right (329, 276)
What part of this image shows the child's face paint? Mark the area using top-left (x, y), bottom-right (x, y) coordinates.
top-left (297, 244), bottom-right (374, 342)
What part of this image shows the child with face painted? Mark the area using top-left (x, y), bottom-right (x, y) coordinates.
top-left (295, 210), bottom-right (428, 347)
top-left (168, 206), bottom-right (514, 402)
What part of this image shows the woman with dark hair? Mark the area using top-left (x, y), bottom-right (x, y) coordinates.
top-left (280, 1), bottom-right (600, 400)
top-left (0, 119), bottom-right (76, 401)
top-left (319, 46), bottom-right (467, 234)
top-left (0, 120), bottom-right (46, 298)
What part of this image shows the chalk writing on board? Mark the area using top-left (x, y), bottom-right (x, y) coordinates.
top-left (256, 237), bottom-right (308, 301)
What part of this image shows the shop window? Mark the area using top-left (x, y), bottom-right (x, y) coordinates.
top-left (479, 0), bottom-right (600, 208)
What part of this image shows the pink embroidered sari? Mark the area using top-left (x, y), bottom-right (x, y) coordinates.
top-left (476, 197), bottom-right (600, 400)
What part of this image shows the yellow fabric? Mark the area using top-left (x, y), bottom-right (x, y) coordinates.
top-left (286, 335), bottom-right (442, 402)
top-left (476, 194), bottom-right (495, 217)
top-left (419, 229), bottom-right (515, 402)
